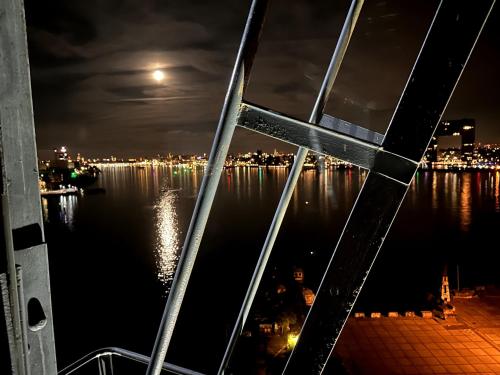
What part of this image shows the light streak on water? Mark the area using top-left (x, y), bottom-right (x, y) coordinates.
top-left (59, 195), bottom-right (77, 230)
top-left (154, 189), bottom-right (180, 290)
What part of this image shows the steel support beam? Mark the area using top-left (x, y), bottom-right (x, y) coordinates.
top-left (218, 1), bottom-right (365, 373)
top-left (146, 1), bottom-right (269, 374)
top-left (237, 101), bottom-right (416, 184)
top-left (283, 1), bottom-right (495, 373)
top-left (146, 0), bottom-right (494, 374)
top-left (319, 113), bottom-right (384, 146)
top-left (0, 0), bottom-right (58, 374)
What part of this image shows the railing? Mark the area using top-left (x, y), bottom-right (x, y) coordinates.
top-left (58, 347), bottom-right (204, 375)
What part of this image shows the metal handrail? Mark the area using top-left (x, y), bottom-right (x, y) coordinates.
top-left (58, 347), bottom-right (204, 375)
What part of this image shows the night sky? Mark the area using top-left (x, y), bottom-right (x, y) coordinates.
top-left (24, 0), bottom-right (500, 158)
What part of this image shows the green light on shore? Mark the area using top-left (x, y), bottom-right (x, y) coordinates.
top-left (70, 171), bottom-right (78, 178)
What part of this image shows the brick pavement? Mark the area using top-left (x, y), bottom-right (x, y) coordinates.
top-left (333, 292), bottom-right (500, 374)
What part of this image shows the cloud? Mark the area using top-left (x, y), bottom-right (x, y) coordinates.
top-left (25, 0), bottom-right (500, 157)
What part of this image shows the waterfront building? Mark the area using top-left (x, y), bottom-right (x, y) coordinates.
top-left (425, 119), bottom-right (476, 165)
top-left (51, 145), bottom-right (74, 169)
top-left (302, 288), bottom-right (315, 307)
top-left (293, 268), bottom-right (304, 283)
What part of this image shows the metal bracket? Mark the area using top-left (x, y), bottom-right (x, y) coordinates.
top-left (237, 101), bottom-right (417, 184)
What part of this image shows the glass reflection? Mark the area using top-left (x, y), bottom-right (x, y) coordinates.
top-left (154, 188), bottom-right (180, 289)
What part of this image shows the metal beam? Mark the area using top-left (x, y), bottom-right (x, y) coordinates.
top-left (146, 1), bottom-right (269, 374)
top-left (218, 1), bottom-right (366, 373)
top-left (319, 113), bottom-right (384, 146)
top-left (282, 1), bottom-right (495, 373)
top-left (0, 0), bottom-right (57, 373)
top-left (237, 101), bottom-right (416, 184)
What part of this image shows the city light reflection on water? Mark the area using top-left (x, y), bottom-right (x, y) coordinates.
top-left (97, 164), bottom-right (183, 289)
top-left (41, 196), bottom-right (49, 221)
top-left (42, 165), bottom-right (500, 369)
top-left (495, 171), bottom-right (500, 212)
top-left (44, 166), bottom-right (500, 291)
top-left (41, 195), bottom-right (78, 230)
top-left (459, 173), bottom-right (472, 232)
top-left (154, 188), bottom-right (180, 290)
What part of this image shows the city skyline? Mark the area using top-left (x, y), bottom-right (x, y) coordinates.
top-left (41, 142), bottom-right (500, 172)
top-left (39, 118), bottom-right (500, 167)
top-left (38, 118), bottom-right (500, 161)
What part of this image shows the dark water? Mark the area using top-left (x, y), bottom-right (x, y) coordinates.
top-left (43, 166), bottom-right (500, 373)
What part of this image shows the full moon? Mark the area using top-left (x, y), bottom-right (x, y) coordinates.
top-left (152, 69), bottom-right (165, 82)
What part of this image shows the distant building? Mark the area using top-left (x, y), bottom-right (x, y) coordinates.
top-left (293, 268), bottom-right (304, 283)
top-left (258, 323), bottom-right (273, 336)
top-left (54, 145), bottom-right (68, 161)
top-left (276, 284), bottom-right (287, 294)
top-left (51, 146), bottom-right (74, 169)
top-left (302, 288), bottom-right (315, 306)
top-left (441, 273), bottom-right (451, 304)
top-left (425, 119), bottom-right (476, 165)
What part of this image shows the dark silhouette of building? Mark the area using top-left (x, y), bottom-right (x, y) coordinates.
top-left (51, 146), bottom-right (72, 169)
top-left (425, 119), bottom-right (476, 164)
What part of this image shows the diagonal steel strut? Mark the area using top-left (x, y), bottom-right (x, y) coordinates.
top-left (147, 0), bottom-right (495, 374)
top-left (146, 1), bottom-right (270, 374)
top-left (218, 1), bottom-right (365, 373)
top-left (237, 101), bottom-right (416, 184)
top-left (282, 0), bottom-right (495, 373)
